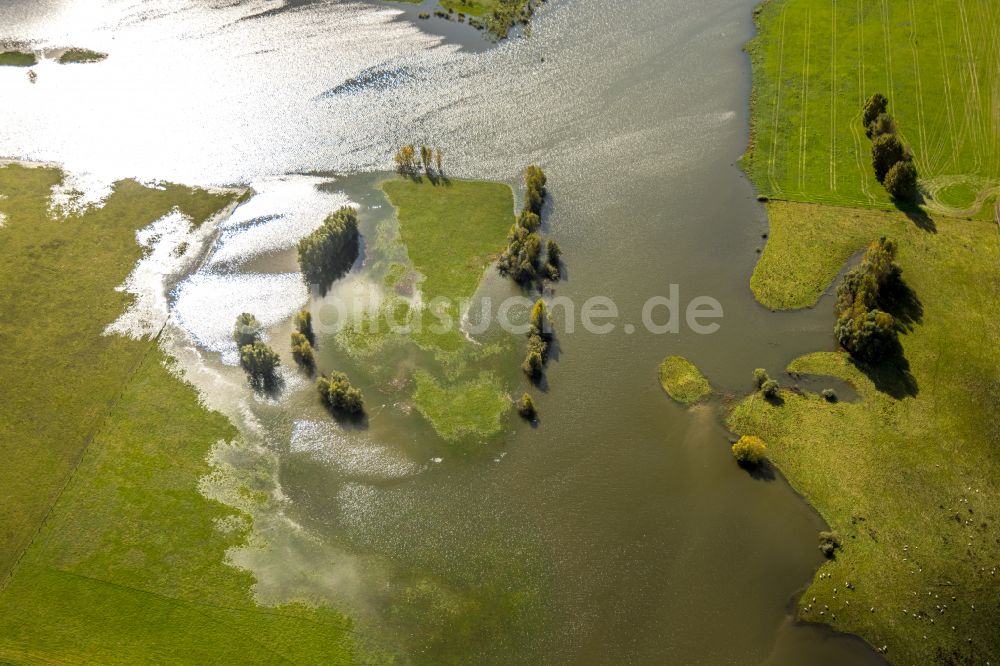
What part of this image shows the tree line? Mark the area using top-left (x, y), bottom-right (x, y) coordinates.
top-left (394, 144), bottom-right (444, 181)
top-left (863, 93), bottom-right (919, 201)
top-left (497, 166), bottom-right (561, 287)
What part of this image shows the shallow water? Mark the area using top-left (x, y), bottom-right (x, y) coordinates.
top-left (1, 0), bottom-right (886, 663)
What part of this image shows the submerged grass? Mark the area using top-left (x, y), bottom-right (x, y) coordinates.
top-left (732, 200), bottom-right (1000, 664)
top-left (0, 164), bottom-right (354, 662)
top-left (0, 51), bottom-right (37, 67)
top-left (658, 356), bottom-right (711, 405)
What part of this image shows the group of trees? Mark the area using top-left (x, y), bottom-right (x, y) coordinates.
top-left (522, 299), bottom-right (552, 383)
top-left (298, 206), bottom-right (360, 295)
top-left (752, 368), bottom-right (780, 400)
top-left (290, 309), bottom-right (315, 370)
top-left (317, 370), bottom-right (364, 416)
top-left (497, 166), bottom-right (561, 286)
top-left (394, 144), bottom-right (444, 179)
top-left (863, 93), bottom-right (919, 200)
top-left (234, 313), bottom-right (280, 390)
top-left (834, 236), bottom-right (901, 362)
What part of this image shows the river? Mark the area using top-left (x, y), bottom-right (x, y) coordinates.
top-left (0, 0), bottom-right (885, 663)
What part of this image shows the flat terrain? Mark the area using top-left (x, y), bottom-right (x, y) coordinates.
top-left (744, 0), bottom-right (1000, 215)
top-left (657, 355), bottom-right (712, 404)
top-left (732, 200), bottom-right (1000, 665)
top-left (0, 164), bottom-right (354, 663)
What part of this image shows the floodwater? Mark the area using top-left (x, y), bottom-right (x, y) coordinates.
top-left (1, 0), bottom-right (886, 664)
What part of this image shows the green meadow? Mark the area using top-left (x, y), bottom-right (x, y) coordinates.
top-left (734, 201), bottom-right (1000, 663)
top-left (657, 356), bottom-right (712, 405)
top-left (0, 164), bottom-right (354, 663)
top-left (745, 0), bottom-right (1000, 214)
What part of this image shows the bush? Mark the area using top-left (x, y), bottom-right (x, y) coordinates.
top-left (871, 134), bottom-right (908, 183)
top-left (821, 388), bottom-right (838, 402)
top-left (516, 393), bottom-right (536, 420)
top-left (753, 368), bottom-right (770, 390)
top-left (862, 93), bottom-right (889, 134)
top-left (297, 207), bottom-right (360, 294)
top-left (761, 379), bottom-right (780, 399)
top-left (819, 531), bottom-right (841, 558)
top-left (290, 331), bottom-right (315, 369)
top-left (295, 309), bottom-right (315, 345)
top-left (884, 160), bottom-right (919, 200)
top-left (317, 370), bottom-right (364, 415)
top-left (732, 435), bottom-right (767, 466)
top-left (545, 240), bottom-right (561, 280)
top-left (240, 341), bottom-right (280, 390)
top-left (233, 312), bottom-right (262, 349)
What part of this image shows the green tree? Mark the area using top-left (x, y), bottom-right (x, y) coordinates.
top-left (435, 147), bottom-right (443, 173)
top-left (420, 145), bottom-right (432, 174)
top-left (884, 160), bottom-right (919, 200)
top-left (290, 331), bottom-right (315, 369)
top-left (752, 368), bottom-right (770, 389)
top-left (522, 351), bottom-right (544, 382)
top-left (761, 379), bottom-right (780, 399)
top-left (862, 93), bottom-right (889, 135)
top-left (516, 393), bottom-right (536, 420)
top-left (545, 240), bottom-right (561, 280)
top-left (871, 133), bottom-right (907, 183)
top-left (297, 206), bottom-right (360, 294)
top-left (240, 341), bottom-right (280, 390)
top-left (732, 435), bottom-right (767, 466)
top-left (295, 309), bottom-right (315, 345)
top-left (233, 312), bottom-right (263, 348)
top-left (868, 112), bottom-right (897, 140)
top-left (317, 370), bottom-right (364, 415)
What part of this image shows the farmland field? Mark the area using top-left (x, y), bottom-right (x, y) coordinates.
top-left (745, 0), bottom-right (1000, 214)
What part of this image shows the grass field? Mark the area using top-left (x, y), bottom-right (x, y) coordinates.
top-left (0, 51), bottom-right (37, 67)
top-left (657, 355), bottom-right (712, 404)
top-left (0, 164), bottom-right (355, 663)
top-left (744, 0), bottom-right (1000, 214)
top-left (732, 200), bottom-right (1000, 664)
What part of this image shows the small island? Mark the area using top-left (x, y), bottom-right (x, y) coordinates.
top-left (658, 355), bottom-right (711, 405)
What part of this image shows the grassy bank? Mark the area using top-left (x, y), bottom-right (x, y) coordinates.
top-left (0, 164), bottom-right (354, 662)
top-left (744, 0), bottom-right (1000, 213)
top-left (658, 356), bottom-right (711, 404)
top-left (731, 200), bottom-right (1000, 664)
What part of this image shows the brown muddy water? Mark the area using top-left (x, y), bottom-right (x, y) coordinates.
top-left (1, 0), bottom-right (887, 663)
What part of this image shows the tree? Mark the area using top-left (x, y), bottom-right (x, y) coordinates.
top-left (529, 299), bottom-right (548, 336)
top-left (435, 147), bottom-right (443, 174)
top-left (233, 312), bottom-right (262, 348)
top-left (752, 368), bottom-right (770, 390)
top-left (868, 112), bottom-right (896, 140)
top-left (524, 165), bottom-right (547, 215)
top-left (545, 240), bottom-right (561, 280)
top-left (834, 237), bottom-right (902, 362)
top-left (522, 350), bottom-right (544, 382)
top-left (290, 331), bottom-right (315, 369)
top-left (732, 435), bottom-right (767, 466)
top-left (884, 160), bottom-right (918, 200)
top-left (871, 133), bottom-right (907, 183)
top-left (240, 341), bottom-right (280, 390)
top-left (297, 207), bottom-right (360, 294)
top-left (516, 393), bottom-right (536, 420)
top-left (317, 370), bottom-right (364, 415)
top-left (862, 93), bottom-right (889, 135)
top-left (295, 309), bottom-right (315, 345)
top-left (394, 145), bottom-right (417, 174)
top-left (761, 379), bottom-right (780, 400)
top-left (420, 145), bottom-right (432, 174)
